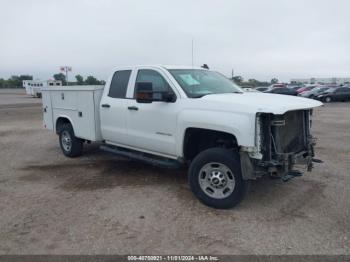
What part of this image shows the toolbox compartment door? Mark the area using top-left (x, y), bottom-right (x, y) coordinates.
top-left (42, 91), bottom-right (54, 130)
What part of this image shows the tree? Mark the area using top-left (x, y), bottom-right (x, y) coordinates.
top-left (53, 73), bottom-right (66, 85)
top-left (75, 75), bottom-right (84, 85)
top-left (271, 78), bottom-right (279, 84)
top-left (84, 76), bottom-right (100, 85)
top-left (19, 75), bottom-right (33, 81)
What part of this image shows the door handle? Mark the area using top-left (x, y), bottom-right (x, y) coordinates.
top-left (128, 106), bottom-right (138, 111)
top-left (101, 104), bottom-right (110, 108)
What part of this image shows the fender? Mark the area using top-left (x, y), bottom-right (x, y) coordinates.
top-left (55, 115), bottom-right (75, 134)
top-left (176, 109), bottom-right (256, 157)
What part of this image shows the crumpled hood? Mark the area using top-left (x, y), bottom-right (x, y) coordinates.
top-left (200, 92), bottom-right (323, 114)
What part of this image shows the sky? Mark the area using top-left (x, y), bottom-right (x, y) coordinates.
top-left (1, 0), bottom-right (350, 82)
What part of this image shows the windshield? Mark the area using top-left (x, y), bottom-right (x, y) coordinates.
top-left (324, 88), bottom-right (335, 93)
top-left (313, 87), bottom-right (327, 93)
top-left (168, 69), bottom-right (243, 98)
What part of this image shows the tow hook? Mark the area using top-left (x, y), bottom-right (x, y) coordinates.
top-left (282, 170), bottom-right (303, 182)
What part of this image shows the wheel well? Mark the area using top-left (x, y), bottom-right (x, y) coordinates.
top-left (55, 117), bottom-right (71, 134)
top-left (183, 128), bottom-right (238, 161)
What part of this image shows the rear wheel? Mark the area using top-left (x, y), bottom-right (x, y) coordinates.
top-left (324, 96), bottom-right (332, 103)
top-left (59, 123), bottom-right (83, 157)
top-left (188, 148), bottom-right (248, 209)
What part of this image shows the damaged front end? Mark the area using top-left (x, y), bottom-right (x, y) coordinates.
top-left (241, 109), bottom-right (318, 181)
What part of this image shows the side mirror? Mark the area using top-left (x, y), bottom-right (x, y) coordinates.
top-left (136, 82), bottom-right (154, 103)
top-left (135, 82), bottom-right (176, 103)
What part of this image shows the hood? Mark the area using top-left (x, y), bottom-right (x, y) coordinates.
top-left (200, 92), bottom-right (323, 114)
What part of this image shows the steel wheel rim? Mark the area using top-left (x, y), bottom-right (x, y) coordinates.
top-left (198, 162), bottom-right (236, 199)
top-left (61, 131), bottom-right (72, 152)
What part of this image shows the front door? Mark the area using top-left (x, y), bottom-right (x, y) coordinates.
top-left (125, 69), bottom-right (180, 157)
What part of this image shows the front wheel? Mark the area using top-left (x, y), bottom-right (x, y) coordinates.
top-left (188, 148), bottom-right (248, 209)
top-left (324, 96), bottom-right (332, 103)
top-left (59, 123), bottom-right (83, 157)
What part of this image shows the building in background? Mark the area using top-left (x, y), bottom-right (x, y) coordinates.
top-left (23, 80), bottom-right (62, 98)
top-left (290, 77), bottom-right (350, 85)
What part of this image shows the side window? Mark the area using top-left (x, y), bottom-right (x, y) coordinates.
top-left (135, 69), bottom-right (173, 96)
top-left (108, 70), bottom-right (132, 98)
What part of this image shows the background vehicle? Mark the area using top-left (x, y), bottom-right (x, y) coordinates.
top-left (255, 87), bottom-right (269, 92)
top-left (270, 83), bottom-right (285, 88)
top-left (316, 87), bottom-right (350, 102)
top-left (264, 87), bottom-right (298, 96)
top-left (23, 80), bottom-right (62, 98)
top-left (41, 65), bottom-right (322, 209)
top-left (300, 87), bottom-right (331, 99)
top-left (290, 86), bottom-right (304, 91)
top-left (296, 85), bottom-right (317, 94)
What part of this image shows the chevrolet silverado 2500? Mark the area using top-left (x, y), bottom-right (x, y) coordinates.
top-left (41, 65), bottom-right (323, 209)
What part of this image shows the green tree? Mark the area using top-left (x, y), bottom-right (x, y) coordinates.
top-left (84, 76), bottom-right (100, 85)
top-left (75, 74), bottom-right (84, 85)
top-left (53, 73), bottom-right (66, 85)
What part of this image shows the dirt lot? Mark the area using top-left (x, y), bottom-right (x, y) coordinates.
top-left (0, 89), bottom-right (349, 255)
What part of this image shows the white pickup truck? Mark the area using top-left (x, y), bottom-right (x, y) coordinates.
top-left (42, 65), bottom-right (322, 209)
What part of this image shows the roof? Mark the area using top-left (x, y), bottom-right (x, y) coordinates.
top-left (112, 65), bottom-right (207, 71)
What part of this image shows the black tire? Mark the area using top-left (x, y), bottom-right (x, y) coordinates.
top-left (58, 123), bottom-right (83, 157)
top-left (188, 147), bottom-right (248, 209)
top-left (324, 96), bottom-right (332, 103)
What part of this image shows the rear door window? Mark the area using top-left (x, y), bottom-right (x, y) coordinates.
top-left (108, 70), bottom-right (132, 98)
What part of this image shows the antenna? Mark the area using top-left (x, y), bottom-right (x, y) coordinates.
top-left (191, 39), bottom-right (194, 68)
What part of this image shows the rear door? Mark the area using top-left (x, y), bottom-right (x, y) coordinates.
top-left (100, 70), bottom-right (132, 145)
top-left (344, 88), bottom-right (350, 100)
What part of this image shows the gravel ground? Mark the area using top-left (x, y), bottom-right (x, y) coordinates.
top-left (0, 89), bottom-right (349, 255)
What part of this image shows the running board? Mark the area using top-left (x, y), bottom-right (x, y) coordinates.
top-left (100, 145), bottom-right (183, 169)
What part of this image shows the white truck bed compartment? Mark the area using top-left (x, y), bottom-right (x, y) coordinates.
top-left (41, 85), bottom-right (104, 141)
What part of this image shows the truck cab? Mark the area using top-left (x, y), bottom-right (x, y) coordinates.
top-left (42, 65), bottom-right (323, 209)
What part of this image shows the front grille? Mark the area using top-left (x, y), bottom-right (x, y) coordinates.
top-left (272, 110), bottom-right (308, 154)
top-left (260, 110), bottom-right (309, 159)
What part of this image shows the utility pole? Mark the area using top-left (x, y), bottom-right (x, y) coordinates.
top-left (60, 66), bottom-right (72, 85)
top-left (231, 69), bottom-right (234, 79)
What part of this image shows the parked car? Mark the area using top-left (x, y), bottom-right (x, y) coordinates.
top-left (300, 87), bottom-right (330, 99)
top-left (264, 87), bottom-right (298, 96)
top-left (255, 87), bottom-right (269, 92)
top-left (296, 85), bottom-right (317, 94)
top-left (287, 85), bottom-right (303, 90)
top-left (315, 87), bottom-right (350, 102)
top-left (269, 83), bottom-right (286, 88)
top-left (41, 65), bottom-right (322, 209)
top-left (289, 86), bottom-right (304, 91)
